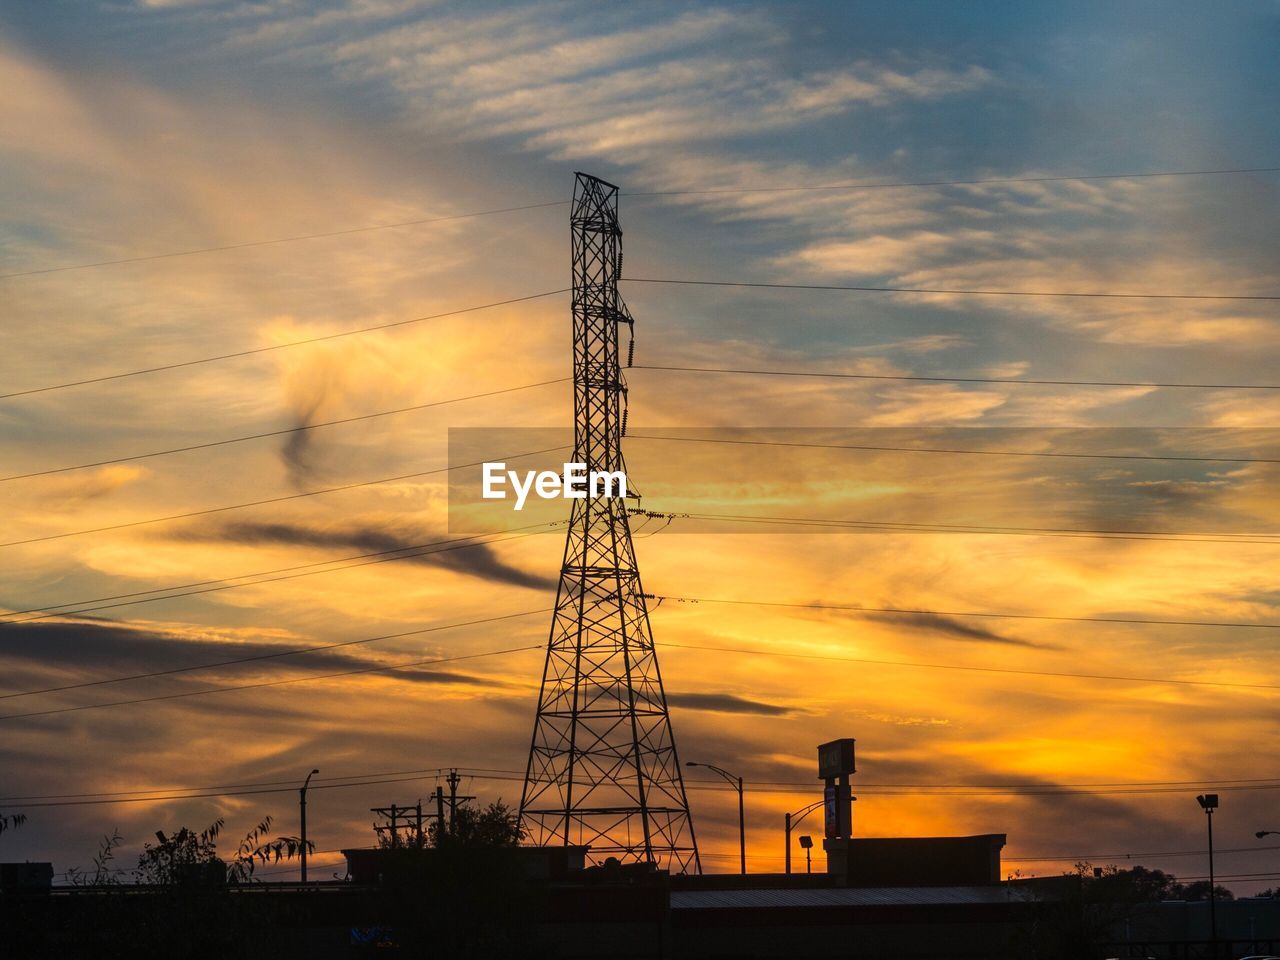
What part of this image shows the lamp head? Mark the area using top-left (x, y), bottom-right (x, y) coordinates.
top-left (1196, 793), bottom-right (1218, 811)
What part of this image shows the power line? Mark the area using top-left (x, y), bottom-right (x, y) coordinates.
top-left (26, 364), bottom-right (1273, 484)
top-left (692, 775), bottom-right (1280, 797)
top-left (11, 771), bottom-right (1274, 804)
top-left (0, 290), bottom-right (569, 401)
top-left (6, 501), bottom-right (1268, 630)
top-left (625, 165), bottom-right (1280, 198)
top-left (694, 847), bottom-right (1280, 865)
top-left (635, 509), bottom-right (1280, 546)
top-left (661, 640), bottom-right (1280, 693)
top-left (0, 631), bottom-right (547, 722)
top-left (8, 767), bottom-right (1280, 810)
top-left (765, 783), bottom-right (1280, 798)
top-left (8, 596), bottom-right (1275, 724)
top-left (6, 764), bottom-right (1279, 806)
top-left (0, 201), bottom-right (569, 281)
top-left (7, 580), bottom-right (1278, 719)
top-left (1, 524), bottom-right (559, 626)
top-left (0, 765), bottom-right (508, 803)
top-left (1163, 872), bottom-right (1280, 882)
top-left (1005, 844), bottom-right (1280, 864)
top-left (0, 771), bottom-right (509, 810)
top-left (652, 594), bottom-right (1280, 632)
top-left (0, 445), bottom-right (570, 549)
top-left (827, 777), bottom-right (1280, 790)
top-left (624, 277), bottom-right (1280, 302)
top-left (0, 379), bottom-right (567, 483)
top-left (633, 363), bottom-right (1280, 392)
top-left (10, 502), bottom-right (1271, 629)
top-left (628, 433), bottom-right (1280, 465)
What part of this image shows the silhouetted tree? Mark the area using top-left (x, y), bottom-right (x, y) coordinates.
top-left (1172, 878), bottom-right (1234, 902)
top-left (225, 815), bottom-right (311, 883)
top-left (1023, 863), bottom-right (1236, 960)
top-left (1075, 862), bottom-right (1232, 905)
top-left (136, 821), bottom-right (221, 886)
top-left (0, 813), bottom-right (26, 838)
top-left (428, 799), bottom-right (524, 848)
top-left (7, 815), bottom-right (314, 958)
top-left (66, 829), bottom-right (124, 887)
top-left (135, 815), bottom-right (311, 885)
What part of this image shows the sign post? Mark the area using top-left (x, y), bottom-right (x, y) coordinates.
top-left (818, 738), bottom-right (855, 841)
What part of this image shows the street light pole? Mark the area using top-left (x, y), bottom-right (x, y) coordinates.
top-left (1208, 807), bottom-right (1215, 946)
top-left (687, 762), bottom-right (746, 874)
top-left (300, 769), bottom-right (319, 884)
top-left (1197, 794), bottom-right (1219, 953)
top-left (784, 800), bottom-right (825, 875)
top-left (736, 775), bottom-right (745, 876)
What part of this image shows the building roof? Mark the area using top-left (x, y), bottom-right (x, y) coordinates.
top-left (671, 885), bottom-right (1028, 910)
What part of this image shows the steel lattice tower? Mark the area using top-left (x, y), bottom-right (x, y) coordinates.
top-left (519, 173), bottom-right (700, 874)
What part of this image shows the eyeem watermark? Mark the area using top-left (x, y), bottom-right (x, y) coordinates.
top-left (482, 461), bottom-right (627, 511)
top-left (450, 426), bottom-right (1280, 536)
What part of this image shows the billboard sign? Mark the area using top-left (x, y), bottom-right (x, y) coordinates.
top-left (817, 738), bottom-right (856, 780)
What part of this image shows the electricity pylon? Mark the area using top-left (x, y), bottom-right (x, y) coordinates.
top-left (519, 173), bottom-right (700, 874)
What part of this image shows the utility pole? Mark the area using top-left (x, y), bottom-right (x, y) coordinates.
top-left (448, 769), bottom-right (460, 835)
top-left (299, 769), bottom-right (318, 884)
top-left (372, 800), bottom-right (445, 848)
top-left (520, 173), bottom-right (699, 875)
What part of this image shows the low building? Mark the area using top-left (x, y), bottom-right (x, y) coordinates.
top-left (823, 834), bottom-right (1007, 886)
top-left (0, 862), bottom-right (53, 893)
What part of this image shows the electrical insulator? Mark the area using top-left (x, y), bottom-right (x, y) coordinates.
top-left (627, 336), bottom-right (635, 368)
top-left (621, 408), bottom-right (628, 437)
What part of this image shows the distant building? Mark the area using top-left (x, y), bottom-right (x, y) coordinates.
top-left (823, 834), bottom-right (1006, 886)
top-left (0, 862), bottom-right (53, 893)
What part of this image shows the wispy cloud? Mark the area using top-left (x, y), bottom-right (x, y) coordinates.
top-left (862, 610), bottom-right (1053, 650)
top-left (667, 690), bottom-right (796, 716)
top-left (180, 519), bottom-right (557, 592)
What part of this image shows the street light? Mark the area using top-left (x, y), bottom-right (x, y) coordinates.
top-left (300, 769), bottom-right (319, 883)
top-left (1196, 794), bottom-right (1218, 951)
top-left (687, 761), bottom-right (745, 874)
top-left (785, 800), bottom-right (824, 875)
top-left (798, 835), bottom-right (814, 875)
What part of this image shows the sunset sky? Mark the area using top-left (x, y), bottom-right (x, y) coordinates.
top-left (2, 1), bottom-right (1279, 889)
